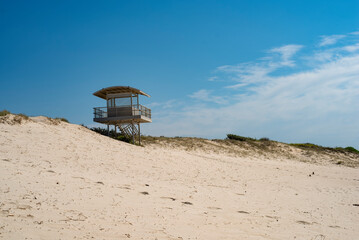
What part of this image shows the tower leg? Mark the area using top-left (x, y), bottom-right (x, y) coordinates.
top-left (107, 124), bottom-right (109, 136)
top-left (138, 123), bottom-right (141, 145)
top-left (132, 121), bottom-right (135, 144)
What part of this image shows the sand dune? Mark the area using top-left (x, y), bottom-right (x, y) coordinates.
top-left (0, 114), bottom-right (358, 239)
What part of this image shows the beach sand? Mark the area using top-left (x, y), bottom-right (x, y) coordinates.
top-left (0, 115), bottom-right (358, 239)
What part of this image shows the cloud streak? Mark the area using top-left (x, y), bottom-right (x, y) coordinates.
top-left (319, 34), bottom-right (346, 46)
top-left (269, 44), bottom-right (303, 66)
top-left (189, 89), bottom-right (228, 104)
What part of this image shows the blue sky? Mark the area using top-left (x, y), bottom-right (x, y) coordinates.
top-left (1, 0), bottom-right (358, 148)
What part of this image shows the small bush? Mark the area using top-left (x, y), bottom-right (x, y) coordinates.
top-left (290, 143), bottom-right (322, 149)
top-left (291, 143), bottom-right (359, 156)
top-left (259, 137), bottom-right (270, 141)
top-left (91, 127), bottom-right (111, 136)
top-left (0, 110), bottom-right (11, 116)
top-left (227, 134), bottom-right (256, 141)
top-left (344, 146), bottom-right (359, 154)
top-left (114, 135), bottom-right (131, 143)
top-left (90, 127), bottom-right (131, 143)
top-left (55, 117), bottom-right (69, 123)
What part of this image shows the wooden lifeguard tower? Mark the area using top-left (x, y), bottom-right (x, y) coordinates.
top-left (93, 86), bottom-right (151, 144)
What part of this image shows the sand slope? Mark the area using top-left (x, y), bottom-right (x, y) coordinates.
top-left (0, 115), bottom-right (358, 239)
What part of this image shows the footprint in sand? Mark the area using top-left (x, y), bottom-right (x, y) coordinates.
top-left (266, 215), bottom-right (279, 221)
top-left (17, 204), bottom-right (32, 210)
top-left (207, 207), bottom-right (221, 210)
top-left (0, 209), bottom-right (10, 216)
top-left (237, 211), bottom-right (250, 214)
top-left (161, 197), bottom-right (176, 201)
top-left (296, 220), bottom-right (312, 225)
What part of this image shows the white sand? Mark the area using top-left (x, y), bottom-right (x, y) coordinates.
top-left (0, 115), bottom-right (358, 239)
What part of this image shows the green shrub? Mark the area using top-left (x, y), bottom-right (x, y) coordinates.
top-left (0, 110), bottom-right (10, 116)
top-left (90, 127), bottom-right (131, 143)
top-left (290, 143), bottom-right (322, 149)
top-left (114, 135), bottom-right (131, 143)
top-left (291, 143), bottom-right (359, 155)
top-left (259, 137), bottom-right (270, 141)
top-left (227, 134), bottom-right (256, 141)
top-left (91, 127), bottom-right (111, 136)
top-left (344, 146), bottom-right (359, 154)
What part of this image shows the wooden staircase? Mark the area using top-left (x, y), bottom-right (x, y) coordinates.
top-left (118, 123), bottom-right (139, 141)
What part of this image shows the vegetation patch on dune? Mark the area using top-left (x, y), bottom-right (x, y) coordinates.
top-left (141, 134), bottom-right (359, 168)
top-left (90, 127), bottom-right (131, 143)
top-left (290, 143), bottom-right (359, 155)
top-left (341, 146), bottom-right (359, 154)
top-left (226, 134), bottom-right (270, 142)
top-left (227, 134), bottom-right (257, 142)
top-left (0, 111), bottom-right (29, 124)
top-left (226, 133), bottom-right (359, 157)
top-left (0, 110), bottom-right (11, 116)
top-left (55, 117), bottom-right (69, 123)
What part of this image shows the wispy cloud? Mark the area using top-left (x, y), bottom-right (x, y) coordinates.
top-left (148, 99), bottom-right (179, 109)
top-left (189, 89), bottom-right (228, 104)
top-left (208, 76), bottom-right (218, 82)
top-left (319, 34), bottom-right (346, 46)
top-left (342, 43), bottom-right (359, 52)
top-left (311, 51), bottom-right (335, 62)
top-left (269, 44), bottom-right (303, 66)
top-left (146, 31), bottom-right (359, 147)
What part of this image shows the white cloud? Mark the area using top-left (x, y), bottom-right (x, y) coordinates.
top-left (189, 89), bottom-right (228, 104)
top-left (312, 51), bottom-right (334, 62)
top-left (148, 99), bottom-right (179, 109)
top-left (319, 34), bottom-right (346, 47)
top-left (145, 31), bottom-right (359, 148)
top-left (269, 44), bottom-right (303, 66)
top-left (220, 63), bottom-right (273, 89)
top-left (208, 76), bottom-right (218, 82)
top-left (342, 43), bottom-right (359, 52)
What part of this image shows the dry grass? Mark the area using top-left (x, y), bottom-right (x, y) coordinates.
top-left (0, 113), bottom-right (68, 126)
top-left (0, 113), bottom-right (29, 125)
top-left (55, 117), bottom-right (69, 123)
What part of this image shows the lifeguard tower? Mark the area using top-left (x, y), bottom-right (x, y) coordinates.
top-left (93, 86), bottom-right (151, 144)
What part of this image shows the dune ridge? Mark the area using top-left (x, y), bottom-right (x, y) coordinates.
top-left (0, 114), bottom-right (358, 239)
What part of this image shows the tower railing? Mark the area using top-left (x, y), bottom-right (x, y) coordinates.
top-left (93, 105), bottom-right (151, 119)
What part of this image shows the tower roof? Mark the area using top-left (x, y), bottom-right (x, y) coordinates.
top-left (93, 86), bottom-right (151, 99)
